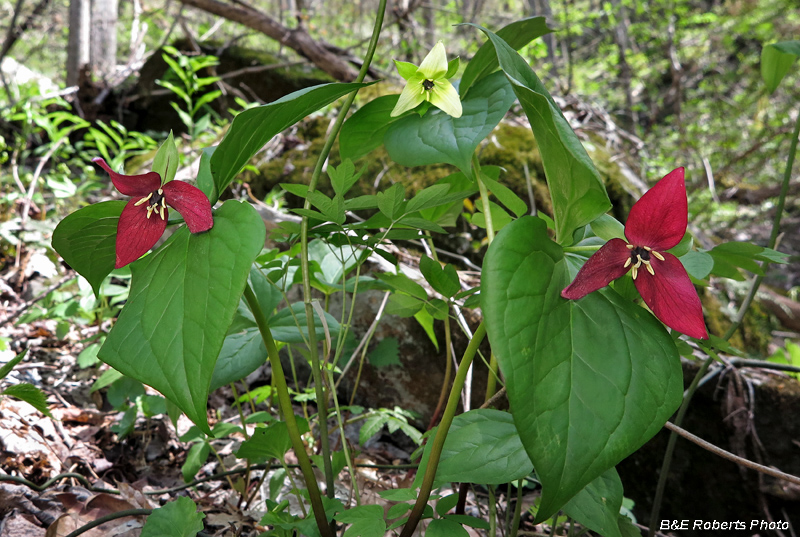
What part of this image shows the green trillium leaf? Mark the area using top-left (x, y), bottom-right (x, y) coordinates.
top-left (98, 200), bottom-right (266, 433)
top-left (482, 216), bottom-right (682, 521)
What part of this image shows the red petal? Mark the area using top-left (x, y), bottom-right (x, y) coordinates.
top-left (162, 181), bottom-right (213, 233)
top-left (115, 200), bottom-right (168, 268)
top-left (561, 238), bottom-right (632, 299)
top-left (625, 167), bottom-right (687, 251)
top-left (93, 157), bottom-right (161, 196)
top-left (633, 252), bottom-right (708, 339)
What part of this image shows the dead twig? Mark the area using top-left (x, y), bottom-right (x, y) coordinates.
top-left (663, 421), bottom-right (800, 487)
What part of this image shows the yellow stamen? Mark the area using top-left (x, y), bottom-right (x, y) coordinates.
top-left (146, 206), bottom-right (153, 219)
top-left (624, 257), bottom-right (632, 268)
top-left (626, 244), bottom-right (635, 250)
top-left (644, 260), bottom-right (655, 276)
top-left (652, 250), bottom-right (665, 261)
top-left (159, 201), bottom-right (166, 220)
top-left (134, 192), bottom-right (153, 206)
top-left (631, 264), bottom-right (639, 280)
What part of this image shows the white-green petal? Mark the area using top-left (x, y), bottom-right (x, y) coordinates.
top-left (430, 80), bottom-right (462, 118)
top-left (391, 79), bottom-right (426, 117)
top-left (417, 41), bottom-right (448, 80)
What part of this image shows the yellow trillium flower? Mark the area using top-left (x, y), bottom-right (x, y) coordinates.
top-left (390, 42), bottom-right (462, 118)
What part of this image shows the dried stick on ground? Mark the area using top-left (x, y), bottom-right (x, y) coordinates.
top-left (177, 0), bottom-right (360, 81)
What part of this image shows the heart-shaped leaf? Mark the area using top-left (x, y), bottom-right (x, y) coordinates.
top-left (482, 216), bottom-right (682, 521)
top-left (384, 70), bottom-right (515, 175)
top-left (98, 201), bottom-right (266, 432)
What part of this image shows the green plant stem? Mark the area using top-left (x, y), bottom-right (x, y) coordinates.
top-left (472, 155), bottom-right (501, 402)
top-left (207, 441), bottom-right (237, 491)
top-left (510, 480), bottom-right (524, 537)
top-left (647, 354), bottom-right (713, 537)
top-left (473, 153), bottom-right (495, 243)
top-left (562, 245), bottom-right (601, 253)
top-left (325, 368), bottom-right (360, 506)
top-left (297, 0), bottom-right (386, 499)
top-left (484, 352), bottom-right (499, 401)
top-left (767, 108), bottom-right (800, 250)
top-left (399, 321), bottom-right (487, 537)
top-left (428, 316), bottom-right (453, 429)
top-left (243, 284), bottom-right (334, 537)
top-left (421, 232), bottom-right (454, 429)
top-left (230, 383), bottom-right (250, 440)
top-left (488, 485), bottom-right (498, 537)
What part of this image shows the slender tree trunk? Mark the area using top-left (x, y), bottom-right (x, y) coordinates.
top-left (90, 0), bottom-right (118, 80)
top-left (610, 0), bottom-right (635, 130)
top-left (66, 0), bottom-right (90, 86)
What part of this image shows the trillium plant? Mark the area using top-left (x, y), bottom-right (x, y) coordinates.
top-left (51, 11), bottom-right (794, 537)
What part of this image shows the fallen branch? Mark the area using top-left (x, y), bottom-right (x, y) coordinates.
top-left (176, 0), bottom-right (360, 81)
top-left (663, 421), bottom-right (800, 487)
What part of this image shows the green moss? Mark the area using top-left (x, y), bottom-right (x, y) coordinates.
top-left (701, 291), bottom-right (773, 355)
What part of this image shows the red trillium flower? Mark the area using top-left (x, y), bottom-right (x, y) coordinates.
top-left (93, 157), bottom-right (213, 268)
top-left (561, 167), bottom-right (708, 339)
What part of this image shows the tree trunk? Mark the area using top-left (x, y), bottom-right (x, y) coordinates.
top-left (610, 0), bottom-right (635, 130)
top-left (178, 0), bottom-right (360, 82)
top-left (89, 0), bottom-right (118, 80)
top-left (66, 0), bottom-right (90, 86)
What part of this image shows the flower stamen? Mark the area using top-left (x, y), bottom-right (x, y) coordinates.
top-left (134, 192), bottom-right (153, 206)
top-left (144, 188), bottom-right (167, 220)
top-left (626, 245), bottom-right (662, 280)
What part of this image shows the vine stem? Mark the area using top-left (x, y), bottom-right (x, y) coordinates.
top-left (297, 0), bottom-right (387, 499)
top-left (243, 284), bottom-right (334, 537)
top-left (648, 107), bottom-right (800, 536)
top-left (399, 321), bottom-right (487, 537)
